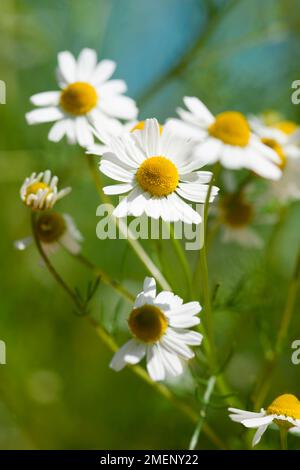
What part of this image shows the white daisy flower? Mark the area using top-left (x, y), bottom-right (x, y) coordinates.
top-left (15, 212), bottom-right (83, 256)
top-left (20, 170), bottom-right (71, 211)
top-left (249, 115), bottom-right (300, 203)
top-left (229, 394), bottom-right (300, 447)
top-left (99, 118), bottom-right (219, 225)
top-left (218, 192), bottom-right (263, 248)
top-left (26, 48), bottom-right (138, 147)
top-left (110, 277), bottom-right (203, 381)
top-left (167, 97), bottom-right (282, 180)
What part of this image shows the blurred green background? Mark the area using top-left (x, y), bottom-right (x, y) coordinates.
top-left (1, 0), bottom-right (300, 450)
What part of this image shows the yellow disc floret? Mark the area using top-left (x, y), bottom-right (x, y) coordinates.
top-left (261, 137), bottom-right (286, 169)
top-left (267, 394), bottom-right (300, 428)
top-left (131, 121), bottom-right (163, 134)
top-left (128, 304), bottom-right (168, 343)
top-left (25, 182), bottom-right (52, 206)
top-left (60, 82), bottom-right (98, 115)
top-left (220, 193), bottom-right (254, 228)
top-left (273, 120), bottom-right (298, 135)
top-left (209, 111), bottom-right (250, 147)
top-left (36, 212), bottom-right (66, 243)
top-left (136, 156), bottom-right (179, 197)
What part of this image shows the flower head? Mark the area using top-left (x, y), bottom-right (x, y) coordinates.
top-left (26, 48), bottom-right (138, 147)
top-left (20, 170), bottom-right (71, 211)
top-left (110, 277), bottom-right (203, 381)
top-left (99, 118), bottom-right (219, 224)
top-left (15, 212), bottom-right (83, 256)
top-left (229, 394), bottom-right (300, 447)
top-left (167, 97), bottom-right (282, 180)
top-left (249, 114), bottom-right (300, 202)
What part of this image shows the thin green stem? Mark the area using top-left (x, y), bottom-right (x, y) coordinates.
top-left (30, 212), bottom-right (225, 449)
top-left (169, 224), bottom-right (194, 298)
top-left (254, 245), bottom-right (300, 410)
top-left (69, 251), bottom-right (135, 303)
top-left (189, 376), bottom-right (216, 450)
top-left (280, 428), bottom-right (288, 450)
top-left (87, 156), bottom-right (171, 291)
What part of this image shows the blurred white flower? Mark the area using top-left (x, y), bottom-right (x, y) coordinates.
top-left (167, 97), bottom-right (281, 180)
top-left (15, 212), bottom-right (83, 256)
top-left (110, 277), bottom-right (203, 381)
top-left (249, 115), bottom-right (300, 203)
top-left (26, 48), bottom-right (138, 147)
top-left (20, 170), bottom-right (71, 210)
top-left (229, 394), bottom-right (300, 447)
top-left (98, 118), bottom-right (219, 224)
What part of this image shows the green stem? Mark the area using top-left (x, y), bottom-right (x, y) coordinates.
top-left (254, 245), bottom-right (300, 410)
top-left (280, 428), bottom-right (288, 450)
top-left (189, 376), bottom-right (216, 450)
top-left (169, 224), bottom-right (194, 298)
top-left (87, 156), bottom-right (171, 291)
top-left (69, 252), bottom-right (135, 303)
top-left (31, 211), bottom-right (226, 450)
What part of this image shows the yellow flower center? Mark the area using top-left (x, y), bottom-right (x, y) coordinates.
top-left (36, 212), bottom-right (66, 243)
top-left (25, 182), bottom-right (52, 206)
top-left (220, 194), bottom-right (254, 228)
top-left (267, 394), bottom-right (300, 429)
top-left (131, 121), bottom-right (163, 134)
top-left (273, 120), bottom-right (298, 135)
top-left (136, 156), bottom-right (179, 197)
top-left (209, 111), bottom-right (250, 147)
top-left (128, 304), bottom-right (168, 343)
top-left (261, 138), bottom-right (286, 170)
top-left (60, 82), bottom-right (98, 115)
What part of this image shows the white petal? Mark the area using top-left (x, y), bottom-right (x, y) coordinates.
top-left (193, 137), bottom-right (222, 165)
top-left (57, 51), bottom-right (76, 84)
top-left (48, 120), bottom-right (69, 142)
top-left (99, 95), bottom-right (138, 120)
top-left (26, 107), bottom-right (64, 125)
top-left (110, 339), bottom-right (145, 371)
top-left (76, 48), bottom-right (97, 81)
top-left (241, 415), bottom-right (274, 428)
top-left (252, 424), bottom-right (269, 447)
top-left (74, 117), bottom-right (94, 147)
top-left (159, 345), bottom-right (184, 377)
top-left (183, 96), bottom-right (214, 124)
top-left (168, 315), bottom-right (200, 328)
top-left (103, 183), bottom-right (133, 195)
top-left (167, 118), bottom-right (204, 141)
top-left (177, 182), bottom-right (218, 203)
top-left (143, 277), bottom-right (156, 299)
top-left (146, 344), bottom-right (165, 381)
top-left (91, 60), bottom-right (116, 86)
top-left (167, 193), bottom-right (201, 225)
top-left (101, 160), bottom-right (134, 183)
top-left (161, 332), bottom-right (194, 359)
top-left (30, 91), bottom-right (60, 106)
top-left (180, 171), bottom-right (212, 184)
top-left (99, 79), bottom-right (127, 95)
top-left (169, 328), bottom-right (203, 346)
top-left (167, 301), bottom-right (201, 317)
top-left (154, 291), bottom-right (183, 310)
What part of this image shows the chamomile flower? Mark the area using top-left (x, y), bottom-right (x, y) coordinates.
top-left (26, 48), bottom-right (138, 147)
top-left (99, 118), bottom-right (219, 224)
top-left (167, 97), bottom-right (282, 180)
top-left (15, 212), bottom-right (83, 256)
top-left (110, 277), bottom-right (203, 381)
top-left (229, 394), bottom-right (300, 447)
top-left (218, 192), bottom-right (263, 248)
top-left (249, 115), bottom-right (300, 202)
top-left (20, 170), bottom-right (71, 211)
